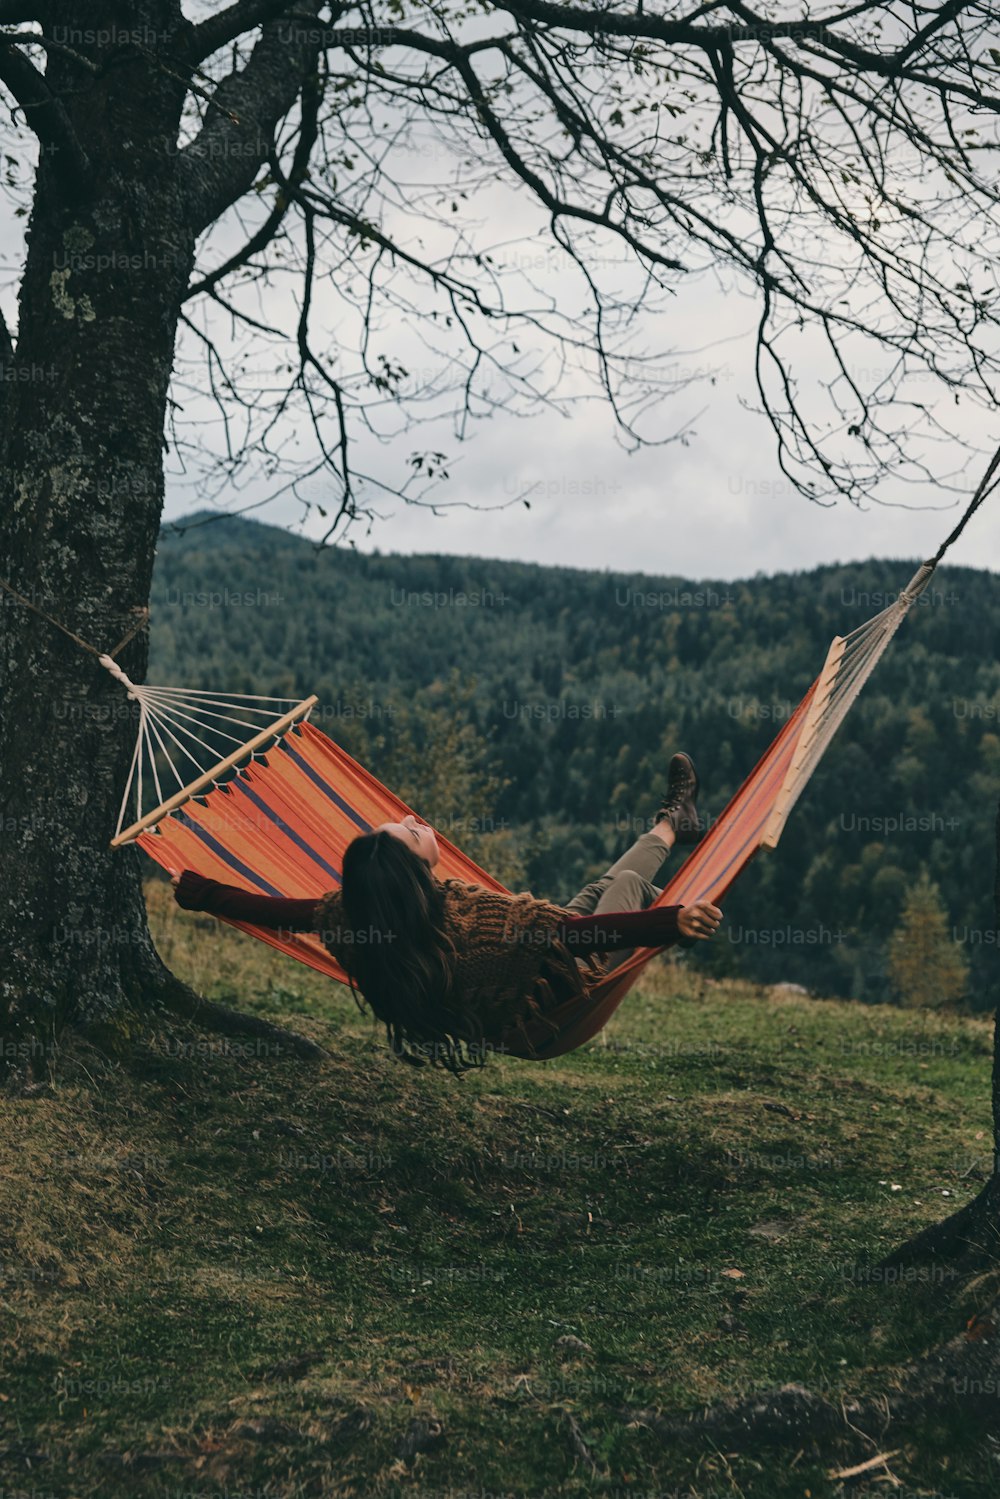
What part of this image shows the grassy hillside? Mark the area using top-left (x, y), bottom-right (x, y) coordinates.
top-left (149, 514), bottom-right (1000, 1007)
top-left (1, 887), bottom-right (995, 1498)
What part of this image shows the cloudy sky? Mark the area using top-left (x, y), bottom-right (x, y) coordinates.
top-left (157, 67), bottom-right (999, 587)
top-left (163, 403), bottom-right (998, 584)
top-left (162, 271), bottom-right (999, 584)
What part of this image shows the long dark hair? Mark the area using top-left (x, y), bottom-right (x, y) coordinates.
top-left (338, 831), bottom-right (486, 1074)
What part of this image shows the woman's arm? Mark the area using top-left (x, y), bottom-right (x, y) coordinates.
top-left (557, 901), bottom-right (722, 953)
top-left (172, 870), bottom-right (323, 933)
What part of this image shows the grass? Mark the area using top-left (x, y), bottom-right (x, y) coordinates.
top-left (0, 879), bottom-right (996, 1498)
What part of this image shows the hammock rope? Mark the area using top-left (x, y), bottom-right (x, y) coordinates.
top-left (0, 582), bottom-right (149, 659)
top-left (758, 559), bottom-right (935, 848)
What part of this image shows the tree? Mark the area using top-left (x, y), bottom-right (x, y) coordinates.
top-left (886, 868), bottom-right (969, 1008)
top-left (2, 2), bottom-right (1000, 1077)
top-left (365, 671), bottom-right (532, 891)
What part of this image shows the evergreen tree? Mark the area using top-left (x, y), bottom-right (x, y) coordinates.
top-left (886, 872), bottom-right (969, 1009)
top-left (367, 672), bottom-right (533, 893)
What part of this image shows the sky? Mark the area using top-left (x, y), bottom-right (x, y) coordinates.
top-left (162, 400), bottom-right (999, 584)
top-left (161, 275), bottom-right (1000, 583)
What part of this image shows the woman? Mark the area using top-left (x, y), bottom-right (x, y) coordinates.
top-left (172, 752), bottom-right (723, 1072)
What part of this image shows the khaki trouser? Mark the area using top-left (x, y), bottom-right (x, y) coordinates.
top-left (561, 829), bottom-right (673, 973)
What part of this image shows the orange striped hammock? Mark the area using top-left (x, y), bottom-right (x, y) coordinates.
top-left (106, 560), bottom-right (936, 1060)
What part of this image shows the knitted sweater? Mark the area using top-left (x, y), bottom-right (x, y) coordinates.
top-left (316, 877), bottom-right (617, 1052)
top-left (174, 871), bottom-right (686, 1057)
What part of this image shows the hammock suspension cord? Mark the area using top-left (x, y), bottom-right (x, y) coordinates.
top-left (0, 583), bottom-right (150, 660)
top-left (96, 653), bottom-right (319, 845)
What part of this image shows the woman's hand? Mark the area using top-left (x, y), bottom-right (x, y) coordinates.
top-left (677, 901), bottom-right (723, 941)
top-left (170, 870), bottom-right (218, 912)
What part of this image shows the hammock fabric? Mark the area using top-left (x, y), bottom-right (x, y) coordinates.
top-left (134, 662), bottom-right (820, 1059)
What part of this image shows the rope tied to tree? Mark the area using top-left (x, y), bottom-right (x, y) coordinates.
top-left (97, 654), bottom-right (140, 697)
top-left (0, 575), bottom-right (149, 663)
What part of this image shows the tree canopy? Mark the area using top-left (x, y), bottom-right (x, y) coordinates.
top-left (2, 2), bottom-right (999, 532)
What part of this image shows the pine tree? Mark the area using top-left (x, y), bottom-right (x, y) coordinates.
top-left (366, 671), bottom-right (533, 892)
top-left (886, 871), bottom-right (969, 1009)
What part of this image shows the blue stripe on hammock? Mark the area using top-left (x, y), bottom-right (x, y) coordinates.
top-left (279, 739), bottom-right (373, 834)
top-left (233, 779), bottom-right (342, 884)
top-left (177, 811), bottom-right (286, 898)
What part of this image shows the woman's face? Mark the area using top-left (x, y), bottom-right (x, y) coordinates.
top-left (376, 812), bottom-right (441, 867)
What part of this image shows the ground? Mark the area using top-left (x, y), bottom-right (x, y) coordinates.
top-left (0, 880), bottom-right (994, 1497)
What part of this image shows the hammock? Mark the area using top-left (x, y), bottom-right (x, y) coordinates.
top-left (102, 453), bottom-right (997, 1059)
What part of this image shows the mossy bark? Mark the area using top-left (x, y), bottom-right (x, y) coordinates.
top-left (0, 4), bottom-right (325, 1076)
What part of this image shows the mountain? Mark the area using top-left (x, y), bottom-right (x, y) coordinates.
top-left (149, 511), bottom-right (1000, 1006)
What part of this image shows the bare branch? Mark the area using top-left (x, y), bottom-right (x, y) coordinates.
top-left (0, 29), bottom-right (99, 71)
top-left (363, 27), bottom-right (689, 272)
top-left (183, 54), bottom-right (321, 303)
top-left (293, 194), bottom-right (356, 539)
top-left (176, 4), bottom-right (327, 236)
top-left (0, 37), bottom-right (91, 189)
top-left (183, 0), bottom-right (311, 66)
top-left (894, 0), bottom-right (976, 67)
top-left (491, 0), bottom-right (960, 70)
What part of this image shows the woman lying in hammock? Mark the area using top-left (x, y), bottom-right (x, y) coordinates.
top-left (172, 752), bottom-right (723, 1074)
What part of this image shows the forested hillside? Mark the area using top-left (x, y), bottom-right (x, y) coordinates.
top-left (149, 514), bottom-right (1000, 1006)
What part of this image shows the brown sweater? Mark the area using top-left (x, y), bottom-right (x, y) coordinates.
top-left (174, 871), bottom-right (685, 1057)
top-left (316, 877), bottom-right (613, 1051)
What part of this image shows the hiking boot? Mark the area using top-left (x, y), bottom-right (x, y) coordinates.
top-left (656, 752), bottom-right (704, 845)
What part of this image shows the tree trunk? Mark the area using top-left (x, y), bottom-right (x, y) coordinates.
top-left (878, 798), bottom-right (1000, 1271)
top-left (0, 4), bottom-right (324, 1076)
top-left (0, 4), bottom-right (197, 1076)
